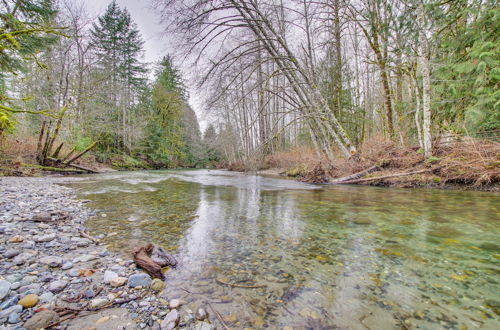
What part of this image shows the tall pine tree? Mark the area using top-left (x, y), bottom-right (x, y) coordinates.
top-left (89, 0), bottom-right (146, 151)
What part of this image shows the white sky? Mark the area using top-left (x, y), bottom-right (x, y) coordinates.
top-left (84, 0), bottom-right (208, 130)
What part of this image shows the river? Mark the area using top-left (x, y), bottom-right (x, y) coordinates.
top-left (65, 169), bottom-right (500, 329)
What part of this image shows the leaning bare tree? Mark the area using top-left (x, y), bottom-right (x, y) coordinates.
top-left (154, 0), bottom-right (357, 160)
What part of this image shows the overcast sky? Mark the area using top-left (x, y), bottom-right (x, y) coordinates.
top-left (84, 0), bottom-right (208, 129)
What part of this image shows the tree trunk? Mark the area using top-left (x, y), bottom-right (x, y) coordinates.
top-left (418, 1), bottom-right (432, 157)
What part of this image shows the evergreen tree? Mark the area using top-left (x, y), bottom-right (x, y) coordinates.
top-left (142, 56), bottom-right (202, 167)
top-left (0, 0), bottom-right (58, 134)
top-left (433, 0), bottom-right (499, 134)
top-left (89, 0), bottom-right (146, 151)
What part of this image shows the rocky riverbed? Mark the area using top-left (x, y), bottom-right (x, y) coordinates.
top-left (0, 177), bottom-right (215, 330)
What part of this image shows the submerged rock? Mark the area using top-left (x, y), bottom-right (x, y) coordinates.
top-left (151, 278), bottom-right (165, 291)
top-left (161, 309), bottom-right (179, 330)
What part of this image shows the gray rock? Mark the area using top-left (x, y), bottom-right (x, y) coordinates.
top-left (39, 256), bottom-right (63, 267)
top-left (18, 283), bottom-right (41, 295)
top-left (195, 308), bottom-right (208, 321)
top-left (103, 270), bottom-right (118, 284)
top-left (90, 298), bottom-right (108, 309)
top-left (0, 295), bottom-right (19, 310)
top-left (160, 309), bottom-right (179, 330)
top-left (61, 262), bottom-right (73, 270)
top-left (8, 311), bottom-right (21, 324)
top-left (127, 273), bottom-right (152, 288)
top-left (48, 280), bottom-right (68, 293)
top-left (5, 274), bottom-right (22, 283)
top-left (23, 310), bottom-right (60, 330)
top-left (10, 282), bottom-right (21, 290)
top-left (99, 250), bottom-right (110, 257)
top-left (21, 275), bottom-right (38, 286)
top-left (194, 321), bottom-right (215, 330)
top-left (0, 305), bottom-right (22, 319)
top-left (0, 280), bottom-right (11, 300)
top-left (39, 292), bottom-right (55, 303)
top-left (12, 254), bottom-right (27, 265)
top-left (68, 269), bottom-right (80, 277)
top-left (34, 233), bottom-right (56, 243)
top-left (169, 299), bottom-right (182, 309)
top-left (4, 249), bottom-right (21, 259)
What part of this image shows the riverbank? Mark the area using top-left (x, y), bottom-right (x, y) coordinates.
top-left (253, 139), bottom-right (500, 192)
top-left (0, 177), bottom-right (215, 329)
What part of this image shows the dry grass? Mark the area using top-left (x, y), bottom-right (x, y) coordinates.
top-left (0, 133), bottom-right (107, 174)
top-left (0, 135), bottom-right (38, 165)
top-left (255, 136), bottom-right (499, 189)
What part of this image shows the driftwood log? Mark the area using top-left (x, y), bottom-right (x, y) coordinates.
top-left (132, 244), bottom-right (178, 279)
top-left (331, 165), bottom-right (382, 183)
top-left (341, 166), bottom-right (443, 184)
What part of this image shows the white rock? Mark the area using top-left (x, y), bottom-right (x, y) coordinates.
top-left (103, 271), bottom-right (118, 284)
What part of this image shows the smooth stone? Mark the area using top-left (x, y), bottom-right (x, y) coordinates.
top-left (127, 273), bottom-right (152, 288)
top-left (39, 256), bottom-right (63, 267)
top-left (480, 243), bottom-right (500, 252)
top-left (194, 321), bottom-right (215, 330)
top-left (99, 250), bottom-right (110, 257)
top-left (61, 262), bottom-right (73, 270)
top-left (161, 309), bottom-right (179, 330)
top-left (5, 274), bottom-right (22, 283)
top-left (12, 254), bottom-right (27, 265)
top-left (34, 233), bottom-right (56, 243)
top-left (0, 305), bottom-right (22, 319)
top-left (169, 299), bottom-right (182, 309)
top-left (8, 311), bottom-right (21, 324)
top-left (4, 249), bottom-right (21, 259)
top-left (195, 308), bottom-right (208, 321)
top-left (110, 277), bottom-right (127, 287)
top-left (223, 314), bottom-right (237, 323)
top-left (24, 310), bottom-right (60, 330)
top-left (151, 279), bottom-right (165, 291)
top-left (18, 283), bottom-right (41, 295)
top-left (84, 289), bottom-right (95, 299)
top-left (10, 282), bottom-right (21, 290)
top-left (39, 292), bottom-right (55, 303)
top-left (8, 235), bottom-right (24, 243)
top-left (353, 219), bottom-right (372, 225)
top-left (68, 269), bottom-right (80, 277)
top-left (21, 275), bottom-right (38, 286)
top-left (48, 280), bottom-right (68, 293)
top-left (103, 270), bottom-right (118, 284)
top-left (18, 294), bottom-right (39, 308)
top-left (0, 280), bottom-right (11, 300)
top-left (90, 298), bottom-right (108, 309)
top-left (0, 295), bottom-right (19, 310)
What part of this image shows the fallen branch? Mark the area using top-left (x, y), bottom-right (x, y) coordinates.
top-left (215, 278), bottom-right (266, 289)
top-left (341, 167), bottom-right (443, 184)
top-left (48, 296), bottom-right (137, 328)
top-left (208, 302), bottom-right (231, 330)
top-left (79, 229), bottom-right (99, 244)
top-left (64, 141), bottom-right (97, 166)
top-left (68, 163), bottom-right (99, 174)
top-left (331, 165), bottom-right (382, 183)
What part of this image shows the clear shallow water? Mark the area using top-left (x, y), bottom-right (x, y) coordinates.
top-left (66, 170), bottom-right (500, 329)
